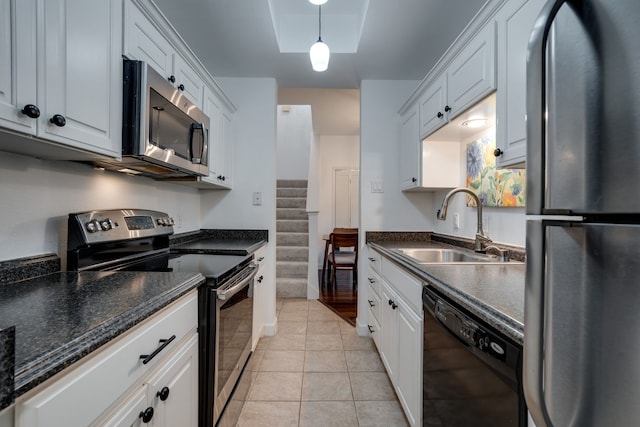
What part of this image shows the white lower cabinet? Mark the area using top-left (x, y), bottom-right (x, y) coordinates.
top-left (366, 247), bottom-right (423, 426)
top-left (14, 291), bottom-right (198, 427)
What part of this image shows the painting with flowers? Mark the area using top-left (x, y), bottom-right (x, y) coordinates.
top-left (466, 131), bottom-right (525, 207)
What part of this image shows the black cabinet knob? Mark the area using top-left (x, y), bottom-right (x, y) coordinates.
top-left (436, 112), bottom-right (443, 118)
top-left (178, 84), bottom-right (185, 91)
top-left (217, 175), bottom-right (226, 181)
top-left (157, 386), bottom-right (170, 401)
top-left (21, 104), bottom-right (40, 119)
top-left (49, 114), bottom-right (66, 127)
top-left (444, 105), bottom-right (451, 112)
top-left (368, 325), bottom-right (375, 333)
top-left (368, 299), bottom-right (375, 307)
top-left (411, 177), bottom-right (417, 183)
top-left (392, 302), bottom-right (398, 310)
top-left (139, 407), bottom-right (154, 423)
top-left (168, 75), bottom-right (176, 83)
top-left (388, 299), bottom-right (394, 306)
top-left (493, 148), bottom-right (503, 157)
top-left (257, 275), bottom-right (264, 283)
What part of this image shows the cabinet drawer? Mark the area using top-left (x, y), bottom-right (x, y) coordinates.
top-left (380, 257), bottom-right (423, 315)
top-left (367, 306), bottom-right (381, 349)
top-left (16, 291), bottom-right (198, 427)
top-left (367, 277), bottom-right (382, 323)
top-left (366, 267), bottom-right (382, 297)
top-left (367, 248), bottom-right (383, 275)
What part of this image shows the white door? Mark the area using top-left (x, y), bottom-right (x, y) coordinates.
top-left (334, 168), bottom-right (359, 229)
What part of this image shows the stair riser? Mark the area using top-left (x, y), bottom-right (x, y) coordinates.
top-left (276, 279), bottom-right (308, 298)
top-left (277, 247), bottom-right (308, 261)
top-left (276, 220), bottom-right (309, 233)
top-left (277, 233), bottom-right (309, 246)
top-left (277, 209), bottom-right (307, 220)
top-left (277, 263), bottom-right (307, 278)
top-left (277, 188), bottom-right (307, 198)
top-left (277, 198), bottom-right (306, 209)
top-left (277, 180), bottom-right (307, 189)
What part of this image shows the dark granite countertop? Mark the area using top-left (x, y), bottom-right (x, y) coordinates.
top-left (0, 270), bottom-right (205, 399)
top-left (171, 229), bottom-right (268, 255)
top-left (368, 240), bottom-right (525, 345)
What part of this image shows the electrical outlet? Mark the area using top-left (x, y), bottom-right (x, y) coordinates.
top-left (453, 213), bottom-right (460, 230)
top-left (371, 180), bottom-right (384, 193)
top-left (252, 192), bottom-right (262, 206)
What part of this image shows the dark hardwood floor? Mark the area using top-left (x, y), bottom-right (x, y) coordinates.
top-left (318, 269), bottom-right (357, 325)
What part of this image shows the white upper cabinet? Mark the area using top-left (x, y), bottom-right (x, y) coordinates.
top-left (200, 85), bottom-right (234, 189)
top-left (446, 22), bottom-right (497, 120)
top-left (418, 23), bottom-right (496, 140)
top-left (400, 106), bottom-right (421, 190)
top-left (495, 0), bottom-right (546, 168)
top-left (124, 0), bottom-right (205, 109)
top-left (0, 0), bottom-right (121, 159)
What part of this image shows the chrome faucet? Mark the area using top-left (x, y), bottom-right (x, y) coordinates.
top-left (436, 187), bottom-right (491, 252)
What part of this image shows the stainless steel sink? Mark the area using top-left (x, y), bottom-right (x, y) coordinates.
top-left (394, 247), bottom-right (516, 264)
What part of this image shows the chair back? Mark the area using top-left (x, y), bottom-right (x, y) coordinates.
top-left (330, 232), bottom-right (359, 264)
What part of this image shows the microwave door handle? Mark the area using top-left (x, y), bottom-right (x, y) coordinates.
top-left (190, 123), bottom-right (204, 164)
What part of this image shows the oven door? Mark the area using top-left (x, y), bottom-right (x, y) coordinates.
top-left (214, 265), bottom-right (257, 424)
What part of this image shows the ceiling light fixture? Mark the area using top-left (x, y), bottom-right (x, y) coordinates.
top-left (310, 5), bottom-right (330, 72)
top-left (461, 118), bottom-right (489, 128)
top-left (308, 0), bottom-right (327, 4)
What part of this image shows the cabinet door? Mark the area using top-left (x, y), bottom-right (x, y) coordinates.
top-left (174, 55), bottom-right (205, 108)
top-left (40, 0), bottom-right (121, 157)
top-left (123, 0), bottom-right (175, 79)
top-left (399, 106), bottom-right (421, 190)
top-left (0, 0), bottom-right (37, 135)
top-left (447, 22), bottom-right (496, 118)
top-left (418, 74), bottom-right (447, 138)
top-left (395, 302), bottom-right (423, 427)
top-left (202, 85), bottom-right (222, 184)
top-left (92, 386), bottom-right (148, 427)
top-left (146, 334), bottom-right (198, 427)
top-left (217, 108), bottom-right (234, 188)
top-left (379, 283), bottom-right (398, 382)
top-left (252, 246), bottom-right (267, 349)
top-left (495, 0), bottom-right (546, 168)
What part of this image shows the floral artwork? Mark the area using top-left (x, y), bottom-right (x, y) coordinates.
top-left (466, 130), bottom-right (525, 207)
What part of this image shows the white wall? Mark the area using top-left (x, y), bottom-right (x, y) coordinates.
top-left (0, 150), bottom-right (200, 263)
top-left (199, 77), bottom-right (278, 335)
top-left (276, 105), bottom-right (312, 180)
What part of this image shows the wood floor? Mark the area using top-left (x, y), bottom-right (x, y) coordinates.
top-left (318, 269), bottom-right (357, 325)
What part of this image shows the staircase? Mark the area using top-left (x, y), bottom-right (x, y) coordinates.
top-left (276, 180), bottom-right (309, 298)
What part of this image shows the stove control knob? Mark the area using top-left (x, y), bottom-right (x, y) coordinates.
top-left (168, 217), bottom-right (175, 225)
top-left (85, 220), bottom-right (99, 233)
top-left (100, 219), bottom-right (112, 230)
top-left (156, 218), bottom-right (164, 226)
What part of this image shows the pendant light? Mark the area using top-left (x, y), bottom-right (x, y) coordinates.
top-left (308, 0), bottom-right (327, 4)
top-left (310, 5), bottom-right (330, 72)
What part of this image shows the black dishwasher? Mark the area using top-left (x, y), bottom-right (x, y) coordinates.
top-left (422, 286), bottom-right (527, 427)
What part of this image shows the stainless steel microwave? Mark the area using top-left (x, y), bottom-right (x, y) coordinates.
top-left (94, 60), bottom-right (210, 178)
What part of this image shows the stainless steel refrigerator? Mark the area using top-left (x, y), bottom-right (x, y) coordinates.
top-left (524, 1), bottom-right (640, 426)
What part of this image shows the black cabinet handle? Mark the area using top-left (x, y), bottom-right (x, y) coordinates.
top-left (217, 175), bottom-right (226, 181)
top-left (157, 386), bottom-right (170, 401)
top-left (139, 335), bottom-right (176, 365)
top-left (168, 75), bottom-right (176, 83)
top-left (367, 277), bottom-right (375, 284)
top-left (368, 257), bottom-right (376, 262)
top-left (49, 114), bottom-right (66, 127)
top-left (368, 325), bottom-right (375, 333)
top-left (257, 257), bottom-right (264, 262)
top-left (388, 299), bottom-right (394, 306)
top-left (436, 111), bottom-right (443, 118)
top-left (257, 275), bottom-right (264, 283)
top-left (411, 177), bottom-right (417, 183)
top-left (392, 302), bottom-right (398, 310)
top-left (21, 104), bottom-right (40, 119)
top-left (139, 407), bottom-right (154, 423)
top-left (494, 148), bottom-right (503, 157)
top-left (368, 299), bottom-right (375, 307)
top-left (178, 84), bottom-right (185, 91)
top-left (444, 105), bottom-right (451, 112)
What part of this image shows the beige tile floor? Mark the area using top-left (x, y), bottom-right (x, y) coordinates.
top-left (237, 298), bottom-right (409, 427)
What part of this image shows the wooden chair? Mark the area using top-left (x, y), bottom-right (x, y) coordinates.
top-left (327, 232), bottom-right (358, 288)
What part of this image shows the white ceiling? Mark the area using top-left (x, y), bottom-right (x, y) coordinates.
top-left (152, 0), bottom-right (488, 134)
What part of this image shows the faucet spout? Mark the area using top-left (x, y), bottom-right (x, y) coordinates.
top-left (436, 187), bottom-right (491, 252)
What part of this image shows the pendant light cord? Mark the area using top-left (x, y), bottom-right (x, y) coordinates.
top-left (318, 5), bottom-right (322, 42)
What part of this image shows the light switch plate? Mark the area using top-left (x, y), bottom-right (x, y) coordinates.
top-left (252, 192), bottom-right (262, 206)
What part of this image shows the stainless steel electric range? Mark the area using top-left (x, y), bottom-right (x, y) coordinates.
top-left (66, 209), bottom-right (256, 427)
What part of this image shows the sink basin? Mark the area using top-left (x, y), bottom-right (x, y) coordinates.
top-left (394, 248), bottom-right (503, 264)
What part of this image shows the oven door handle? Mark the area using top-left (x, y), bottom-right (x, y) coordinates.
top-left (217, 264), bottom-right (258, 301)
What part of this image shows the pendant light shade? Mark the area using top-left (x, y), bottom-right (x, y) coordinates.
top-left (310, 5), bottom-right (330, 72)
top-left (308, 0), bottom-right (327, 4)
top-left (310, 40), bottom-right (330, 72)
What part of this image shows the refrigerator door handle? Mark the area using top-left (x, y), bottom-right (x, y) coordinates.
top-left (524, 221), bottom-right (552, 427)
top-left (525, 0), bottom-right (575, 215)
